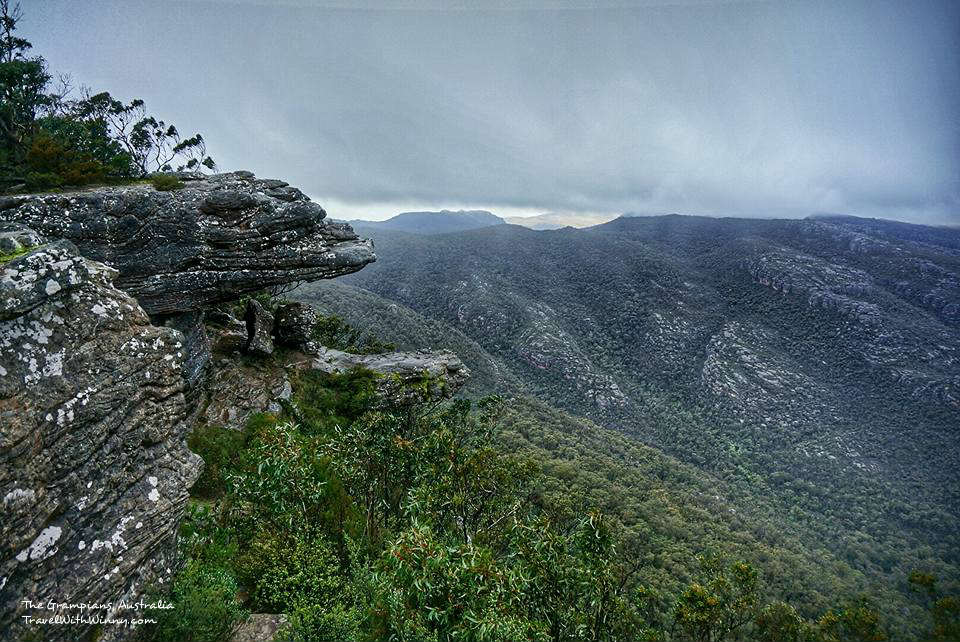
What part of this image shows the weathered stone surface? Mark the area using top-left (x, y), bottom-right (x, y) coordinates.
top-left (207, 309), bottom-right (248, 354)
top-left (229, 613), bottom-right (289, 642)
top-left (748, 250), bottom-right (881, 325)
top-left (203, 355), bottom-right (292, 431)
top-left (0, 171), bottom-right (376, 315)
top-left (747, 246), bottom-right (960, 408)
top-left (0, 222), bottom-right (42, 254)
top-left (202, 315), bottom-right (470, 431)
top-left (309, 345), bottom-right (469, 406)
top-left (0, 237), bottom-right (93, 322)
top-left (0, 228), bottom-right (201, 642)
top-left (244, 299), bottom-right (274, 356)
top-left (162, 310), bottom-right (211, 390)
top-left (273, 301), bottom-right (319, 349)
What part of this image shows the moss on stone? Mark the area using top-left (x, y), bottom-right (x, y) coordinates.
top-left (0, 244), bottom-right (37, 265)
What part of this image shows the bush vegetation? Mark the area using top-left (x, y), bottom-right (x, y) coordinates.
top-left (150, 311), bottom-right (957, 641)
top-left (149, 172), bottom-right (184, 191)
top-left (318, 217), bottom-right (960, 635)
top-left (0, 1), bottom-right (215, 192)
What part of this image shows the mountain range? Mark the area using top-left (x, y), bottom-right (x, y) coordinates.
top-left (503, 212), bottom-right (620, 230)
top-left (349, 208), bottom-right (620, 234)
top-left (298, 212), bottom-right (960, 630)
top-left (349, 209), bottom-right (504, 234)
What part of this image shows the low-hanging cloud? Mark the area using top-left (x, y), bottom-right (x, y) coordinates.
top-left (30, 0), bottom-right (960, 223)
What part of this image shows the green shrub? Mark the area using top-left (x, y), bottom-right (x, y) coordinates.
top-left (227, 420), bottom-right (335, 530)
top-left (312, 314), bottom-right (396, 354)
top-left (147, 561), bottom-right (247, 642)
top-left (179, 502), bottom-right (239, 569)
top-left (25, 130), bottom-right (111, 188)
top-left (293, 368), bottom-right (380, 434)
top-left (0, 245), bottom-right (36, 264)
top-left (247, 530), bottom-right (346, 613)
top-left (187, 423), bottom-right (247, 498)
top-left (278, 602), bottom-right (364, 642)
top-left (150, 172), bottom-right (184, 191)
top-left (24, 170), bottom-right (63, 190)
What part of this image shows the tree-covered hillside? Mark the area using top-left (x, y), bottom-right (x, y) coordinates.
top-left (317, 214), bottom-right (960, 634)
top-left (0, 2), bottom-right (214, 192)
top-left (154, 296), bottom-right (955, 642)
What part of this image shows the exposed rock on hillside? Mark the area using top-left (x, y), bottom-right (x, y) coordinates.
top-left (0, 178), bottom-right (465, 642)
top-left (0, 171), bottom-right (376, 315)
top-left (273, 301), bottom-right (320, 349)
top-left (748, 250), bottom-right (881, 325)
top-left (701, 321), bottom-right (840, 440)
top-left (747, 245), bottom-right (960, 408)
top-left (202, 304), bottom-right (470, 430)
top-left (244, 299), bottom-right (275, 357)
top-left (0, 227), bottom-right (201, 642)
top-left (309, 346), bottom-right (469, 406)
top-left (798, 218), bottom-right (960, 328)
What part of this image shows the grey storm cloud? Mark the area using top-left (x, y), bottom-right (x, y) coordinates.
top-left (28, 0), bottom-right (960, 223)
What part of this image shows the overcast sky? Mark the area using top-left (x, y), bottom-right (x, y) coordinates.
top-left (27, 0), bottom-right (960, 223)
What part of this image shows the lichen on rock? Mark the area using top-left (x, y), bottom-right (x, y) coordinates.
top-left (0, 225), bottom-right (201, 642)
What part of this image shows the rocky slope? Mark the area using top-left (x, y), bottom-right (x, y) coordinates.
top-left (1, 170), bottom-right (376, 394)
top-left (202, 300), bottom-right (468, 431)
top-left (0, 175), bottom-right (468, 642)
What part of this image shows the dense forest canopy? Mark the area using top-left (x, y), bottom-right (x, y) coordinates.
top-left (146, 294), bottom-right (957, 642)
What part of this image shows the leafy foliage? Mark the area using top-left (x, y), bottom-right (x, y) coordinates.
top-left (0, 2), bottom-right (214, 190)
top-left (186, 423), bottom-right (246, 497)
top-left (146, 559), bottom-right (247, 642)
top-left (328, 216), bottom-right (960, 636)
top-left (311, 312), bottom-right (397, 354)
top-left (909, 572), bottom-right (960, 642)
top-left (155, 307), bottom-right (914, 640)
top-left (671, 556), bottom-right (759, 642)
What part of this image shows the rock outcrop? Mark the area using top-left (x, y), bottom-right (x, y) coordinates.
top-left (308, 346), bottom-right (469, 407)
top-left (229, 613), bottom-right (289, 642)
top-left (202, 304), bottom-right (470, 431)
top-left (273, 301), bottom-right (320, 349)
top-left (0, 226), bottom-right (201, 642)
top-left (0, 171), bottom-right (376, 394)
top-left (0, 176), bottom-right (470, 642)
top-left (244, 299), bottom-right (275, 357)
top-left (748, 250), bottom-right (881, 326)
top-left (0, 171), bottom-right (375, 315)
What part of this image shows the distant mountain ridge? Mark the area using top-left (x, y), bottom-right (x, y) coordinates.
top-left (350, 209), bottom-right (504, 235)
top-left (505, 212), bottom-right (619, 230)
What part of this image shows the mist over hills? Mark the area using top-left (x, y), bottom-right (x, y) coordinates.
top-left (349, 209), bottom-right (504, 235)
top-left (312, 212), bottom-right (960, 629)
top-left (504, 212), bottom-right (620, 230)
top-left (349, 208), bottom-right (622, 234)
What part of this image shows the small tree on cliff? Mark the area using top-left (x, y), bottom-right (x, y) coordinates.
top-left (77, 91), bottom-right (216, 176)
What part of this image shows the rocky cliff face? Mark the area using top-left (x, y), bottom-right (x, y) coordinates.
top-left (1, 227), bottom-right (201, 642)
top-left (0, 171), bottom-right (375, 315)
top-left (0, 175), bottom-right (468, 642)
